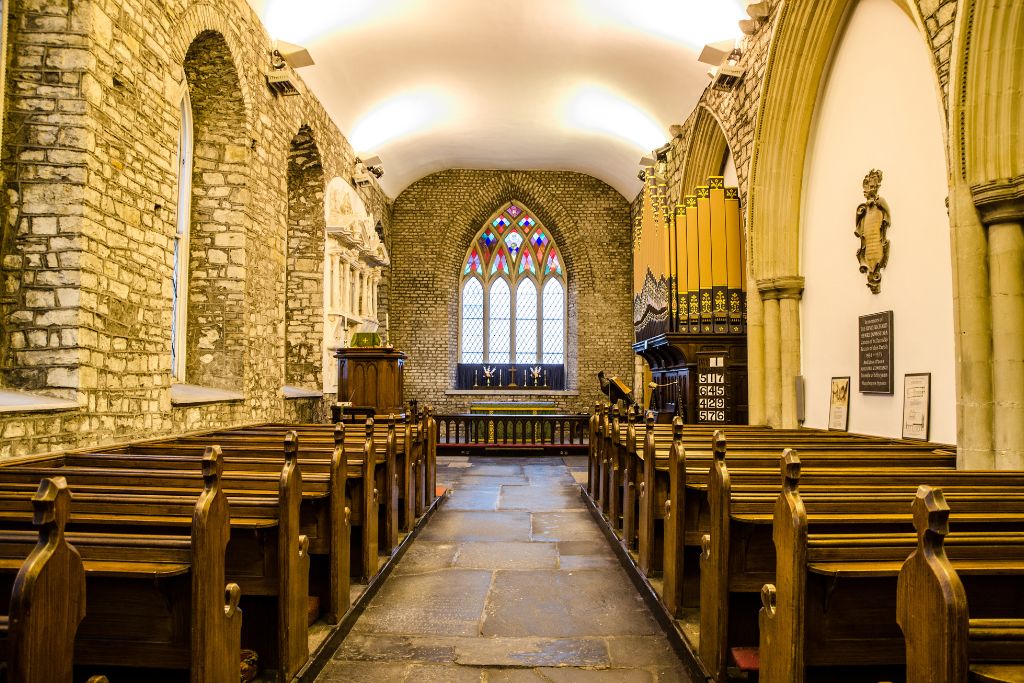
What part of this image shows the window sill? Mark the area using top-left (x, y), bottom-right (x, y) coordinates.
top-left (445, 389), bottom-right (579, 397)
top-left (281, 385), bottom-right (323, 400)
top-left (0, 389), bottom-right (79, 414)
top-left (170, 384), bottom-right (244, 406)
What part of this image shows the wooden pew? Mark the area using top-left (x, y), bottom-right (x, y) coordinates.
top-left (897, 485), bottom-right (1024, 683)
top-left (0, 450), bottom-right (243, 681)
top-left (0, 439), bottom-right (308, 680)
top-left (757, 454), bottom-right (1024, 683)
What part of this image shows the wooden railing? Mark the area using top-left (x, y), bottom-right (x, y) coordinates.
top-left (435, 413), bottom-right (589, 448)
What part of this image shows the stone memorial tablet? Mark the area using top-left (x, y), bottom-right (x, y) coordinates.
top-left (858, 311), bottom-right (894, 394)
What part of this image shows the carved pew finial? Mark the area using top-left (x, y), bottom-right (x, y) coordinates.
top-left (284, 430), bottom-right (299, 465)
top-left (365, 417), bottom-right (376, 438)
top-left (31, 474), bottom-right (69, 532)
top-left (913, 484), bottom-right (951, 545)
top-left (334, 421), bottom-right (346, 447)
top-left (201, 445), bottom-right (224, 488)
top-left (781, 449), bottom-right (801, 491)
top-left (645, 411), bottom-right (655, 427)
top-left (713, 429), bottom-right (727, 462)
top-left (672, 415), bottom-right (683, 439)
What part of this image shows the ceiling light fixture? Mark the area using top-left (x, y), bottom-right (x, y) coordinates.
top-left (266, 40), bottom-right (315, 96)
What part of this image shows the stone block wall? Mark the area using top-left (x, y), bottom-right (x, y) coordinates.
top-left (389, 170), bottom-right (633, 414)
top-left (0, 0), bottom-right (390, 457)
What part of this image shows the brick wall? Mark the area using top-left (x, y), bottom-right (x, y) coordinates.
top-left (389, 170), bottom-right (633, 414)
top-left (0, 0), bottom-right (390, 457)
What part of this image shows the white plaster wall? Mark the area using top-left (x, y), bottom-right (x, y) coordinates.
top-left (723, 147), bottom-right (738, 188)
top-left (800, 0), bottom-right (955, 443)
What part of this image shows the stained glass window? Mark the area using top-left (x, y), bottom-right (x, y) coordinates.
top-left (542, 278), bottom-right (564, 364)
top-left (488, 278), bottom-right (511, 364)
top-left (461, 278), bottom-right (484, 363)
top-left (459, 200), bottom-right (566, 367)
top-left (515, 280), bottom-right (537, 364)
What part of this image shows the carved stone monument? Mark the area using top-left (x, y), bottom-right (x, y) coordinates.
top-left (854, 169), bottom-right (891, 293)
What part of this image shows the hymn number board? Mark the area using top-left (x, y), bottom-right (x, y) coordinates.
top-left (697, 354), bottom-right (728, 423)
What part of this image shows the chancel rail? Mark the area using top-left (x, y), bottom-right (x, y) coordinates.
top-left (435, 413), bottom-right (588, 452)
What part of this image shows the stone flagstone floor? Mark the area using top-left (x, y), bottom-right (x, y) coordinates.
top-left (316, 455), bottom-right (693, 682)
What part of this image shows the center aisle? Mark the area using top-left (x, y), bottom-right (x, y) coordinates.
top-left (316, 455), bottom-right (693, 682)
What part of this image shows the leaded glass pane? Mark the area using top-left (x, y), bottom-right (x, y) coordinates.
top-left (465, 248), bottom-right (483, 275)
top-left (490, 251), bottom-right (509, 275)
top-left (544, 249), bottom-right (562, 276)
top-left (493, 216), bottom-right (510, 232)
top-left (488, 279), bottom-right (511, 363)
top-left (515, 280), bottom-right (538, 364)
top-left (518, 250), bottom-right (536, 274)
top-left (542, 278), bottom-right (564, 364)
top-left (506, 204), bottom-right (522, 218)
top-left (530, 229), bottom-right (548, 251)
top-left (518, 216), bottom-right (536, 229)
top-left (504, 231), bottom-right (524, 260)
top-left (461, 278), bottom-right (484, 363)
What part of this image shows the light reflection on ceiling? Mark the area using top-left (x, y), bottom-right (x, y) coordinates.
top-left (247, 0), bottom-right (746, 198)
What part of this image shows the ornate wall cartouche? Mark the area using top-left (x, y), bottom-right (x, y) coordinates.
top-left (854, 169), bottom-right (891, 294)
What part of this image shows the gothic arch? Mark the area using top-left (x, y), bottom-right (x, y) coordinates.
top-left (680, 105), bottom-right (731, 198)
top-left (166, 3), bottom-right (255, 135)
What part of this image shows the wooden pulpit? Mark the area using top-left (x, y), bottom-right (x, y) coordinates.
top-left (334, 347), bottom-right (406, 415)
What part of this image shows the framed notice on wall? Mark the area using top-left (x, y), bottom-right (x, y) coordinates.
top-left (828, 376), bottom-right (850, 431)
top-left (902, 373), bottom-right (931, 441)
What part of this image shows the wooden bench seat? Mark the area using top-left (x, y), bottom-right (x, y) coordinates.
top-left (0, 439), bottom-right (309, 679)
top-left (0, 457), bottom-right (240, 680)
top-left (755, 457), bottom-right (1024, 682)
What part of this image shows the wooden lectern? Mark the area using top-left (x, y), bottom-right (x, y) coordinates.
top-left (334, 347), bottom-right (406, 416)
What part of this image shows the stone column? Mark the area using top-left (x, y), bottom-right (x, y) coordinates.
top-left (950, 184), bottom-right (993, 468)
top-left (342, 261), bottom-right (351, 313)
top-left (746, 281), bottom-right (766, 425)
top-left (776, 277), bottom-right (805, 429)
top-left (760, 284), bottom-right (782, 428)
top-left (988, 219), bottom-right (1024, 469)
top-left (975, 188), bottom-right (1024, 470)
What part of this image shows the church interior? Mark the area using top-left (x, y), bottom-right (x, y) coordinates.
top-left (0, 0), bottom-right (1020, 681)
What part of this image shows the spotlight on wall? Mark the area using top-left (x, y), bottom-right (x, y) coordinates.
top-left (266, 40), bottom-right (315, 97)
top-left (699, 39), bottom-right (745, 92)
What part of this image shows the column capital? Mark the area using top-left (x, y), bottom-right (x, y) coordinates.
top-left (972, 175), bottom-right (1024, 224)
top-left (756, 276), bottom-right (805, 300)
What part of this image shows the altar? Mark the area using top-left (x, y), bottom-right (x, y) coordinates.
top-left (469, 401), bottom-right (557, 415)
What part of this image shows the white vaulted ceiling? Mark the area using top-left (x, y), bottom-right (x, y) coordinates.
top-left (246, 0), bottom-right (746, 198)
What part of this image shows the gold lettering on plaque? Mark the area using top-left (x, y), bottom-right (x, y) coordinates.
top-left (854, 169), bottom-right (891, 294)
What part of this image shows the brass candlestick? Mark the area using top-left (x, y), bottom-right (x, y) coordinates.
top-left (473, 369), bottom-right (479, 388)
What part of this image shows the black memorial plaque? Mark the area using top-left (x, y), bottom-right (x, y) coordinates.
top-left (859, 311), bottom-right (894, 394)
top-left (697, 354), bottom-right (728, 423)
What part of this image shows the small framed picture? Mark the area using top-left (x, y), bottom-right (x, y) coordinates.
top-left (902, 373), bottom-right (931, 441)
top-left (828, 377), bottom-right (851, 431)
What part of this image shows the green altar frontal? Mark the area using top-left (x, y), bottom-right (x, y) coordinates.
top-left (469, 402), bottom-right (557, 415)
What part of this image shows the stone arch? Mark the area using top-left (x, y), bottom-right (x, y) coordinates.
top-left (440, 171), bottom-right (601, 389)
top-left (745, 0), bottom-right (942, 428)
top-left (181, 29), bottom-right (251, 389)
top-left (947, 0), bottom-right (1024, 468)
top-left (747, 0), bottom-right (937, 280)
top-left (680, 105), bottom-right (731, 197)
top-left (285, 125), bottom-right (326, 389)
top-left (166, 4), bottom-right (255, 134)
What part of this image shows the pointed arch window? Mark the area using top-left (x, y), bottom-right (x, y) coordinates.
top-left (459, 201), bottom-right (567, 371)
top-left (171, 85), bottom-right (193, 381)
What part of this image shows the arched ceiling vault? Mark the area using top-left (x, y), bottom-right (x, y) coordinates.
top-left (247, 0), bottom-right (747, 199)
